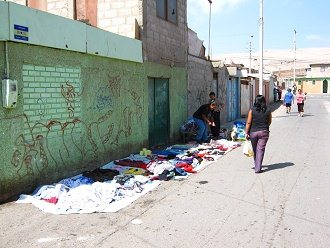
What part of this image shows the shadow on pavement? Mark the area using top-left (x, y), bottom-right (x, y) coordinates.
top-left (262, 162), bottom-right (294, 172)
top-left (269, 101), bottom-right (283, 112)
top-left (272, 115), bottom-right (295, 118)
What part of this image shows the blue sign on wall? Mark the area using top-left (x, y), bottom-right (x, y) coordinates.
top-left (14, 24), bottom-right (29, 41)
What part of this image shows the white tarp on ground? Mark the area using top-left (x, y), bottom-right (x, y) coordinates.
top-left (17, 175), bottom-right (160, 215)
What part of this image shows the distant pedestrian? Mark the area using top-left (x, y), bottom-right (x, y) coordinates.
top-left (277, 86), bottom-right (282, 101)
top-left (193, 101), bottom-right (216, 144)
top-left (273, 87), bottom-right (278, 102)
top-left (283, 88), bottom-right (294, 113)
top-left (296, 89), bottom-right (306, 117)
top-left (293, 84), bottom-right (297, 95)
top-left (245, 95), bottom-right (272, 173)
top-left (208, 92), bottom-right (224, 139)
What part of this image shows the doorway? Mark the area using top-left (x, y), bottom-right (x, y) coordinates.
top-left (148, 78), bottom-right (169, 147)
top-left (226, 77), bottom-right (240, 122)
top-left (323, 79), bottom-right (328, 93)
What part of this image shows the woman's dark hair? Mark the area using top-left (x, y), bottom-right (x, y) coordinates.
top-left (253, 95), bottom-right (267, 112)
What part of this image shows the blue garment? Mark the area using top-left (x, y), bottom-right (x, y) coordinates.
top-left (283, 92), bottom-right (294, 104)
top-left (193, 117), bottom-right (208, 142)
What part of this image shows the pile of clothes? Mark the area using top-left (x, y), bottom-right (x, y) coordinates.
top-left (230, 121), bottom-right (246, 141)
top-left (17, 140), bottom-right (240, 214)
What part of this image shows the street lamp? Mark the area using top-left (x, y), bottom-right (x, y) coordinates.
top-left (208, 0), bottom-right (212, 60)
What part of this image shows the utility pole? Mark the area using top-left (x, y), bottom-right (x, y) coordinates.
top-left (293, 29), bottom-right (297, 88)
top-left (249, 35), bottom-right (253, 74)
top-left (259, 0), bottom-right (264, 95)
top-left (208, 0), bottom-right (212, 60)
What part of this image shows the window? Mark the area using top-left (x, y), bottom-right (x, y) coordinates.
top-left (156, 0), bottom-right (177, 24)
top-left (320, 66), bottom-right (325, 72)
top-left (312, 80), bottom-right (316, 85)
top-left (298, 80), bottom-right (302, 85)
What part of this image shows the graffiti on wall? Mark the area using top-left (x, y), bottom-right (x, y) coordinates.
top-left (61, 81), bottom-right (80, 117)
top-left (8, 73), bottom-right (144, 180)
top-left (126, 88), bottom-right (144, 125)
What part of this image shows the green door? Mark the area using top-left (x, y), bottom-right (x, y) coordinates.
top-left (323, 80), bottom-right (328, 93)
top-left (148, 78), bottom-right (169, 147)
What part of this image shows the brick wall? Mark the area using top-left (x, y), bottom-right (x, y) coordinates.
top-left (187, 55), bottom-right (213, 117)
top-left (47, 0), bottom-right (74, 19)
top-left (22, 64), bottom-right (81, 137)
top-left (142, 0), bottom-right (188, 67)
top-left (97, 0), bottom-right (141, 38)
top-left (7, 0), bottom-right (74, 19)
top-left (6, 0), bottom-right (26, 6)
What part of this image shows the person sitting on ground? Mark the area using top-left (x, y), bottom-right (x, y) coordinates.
top-left (193, 101), bottom-right (216, 144)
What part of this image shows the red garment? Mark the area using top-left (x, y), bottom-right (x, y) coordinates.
top-left (43, 197), bottom-right (58, 204)
top-left (114, 159), bottom-right (147, 170)
top-left (176, 163), bottom-right (196, 173)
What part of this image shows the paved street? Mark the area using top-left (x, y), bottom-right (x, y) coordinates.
top-left (1, 94), bottom-right (330, 248)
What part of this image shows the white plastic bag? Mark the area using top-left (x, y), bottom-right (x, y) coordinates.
top-left (243, 140), bottom-right (254, 157)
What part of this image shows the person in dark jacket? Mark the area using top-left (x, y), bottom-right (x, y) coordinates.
top-left (245, 95), bottom-right (272, 173)
top-left (208, 92), bottom-right (224, 138)
top-left (193, 101), bottom-right (216, 144)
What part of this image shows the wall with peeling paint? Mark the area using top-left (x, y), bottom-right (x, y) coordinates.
top-left (0, 41), bottom-right (152, 202)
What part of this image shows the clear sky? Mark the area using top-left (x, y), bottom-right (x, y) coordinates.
top-left (187, 0), bottom-right (330, 58)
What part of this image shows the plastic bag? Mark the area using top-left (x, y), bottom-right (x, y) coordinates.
top-left (243, 140), bottom-right (254, 157)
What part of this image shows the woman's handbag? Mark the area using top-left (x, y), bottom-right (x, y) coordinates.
top-left (243, 140), bottom-right (254, 157)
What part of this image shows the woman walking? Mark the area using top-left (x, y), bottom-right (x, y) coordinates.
top-left (245, 95), bottom-right (272, 173)
top-left (296, 89), bottom-right (306, 117)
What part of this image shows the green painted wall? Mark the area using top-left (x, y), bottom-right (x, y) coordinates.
top-left (0, 42), bottom-right (187, 202)
top-left (144, 62), bottom-right (187, 141)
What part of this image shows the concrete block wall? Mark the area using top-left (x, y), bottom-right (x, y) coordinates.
top-left (7, 0), bottom-right (188, 68)
top-left (97, 0), bottom-right (142, 39)
top-left (47, 0), bottom-right (74, 19)
top-left (6, 0), bottom-right (26, 6)
top-left (7, 0), bottom-right (74, 18)
top-left (143, 0), bottom-right (188, 67)
top-left (187, 55), bottom-right (213, 117)
top-left (215, 67), bottom-right (229, 126)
